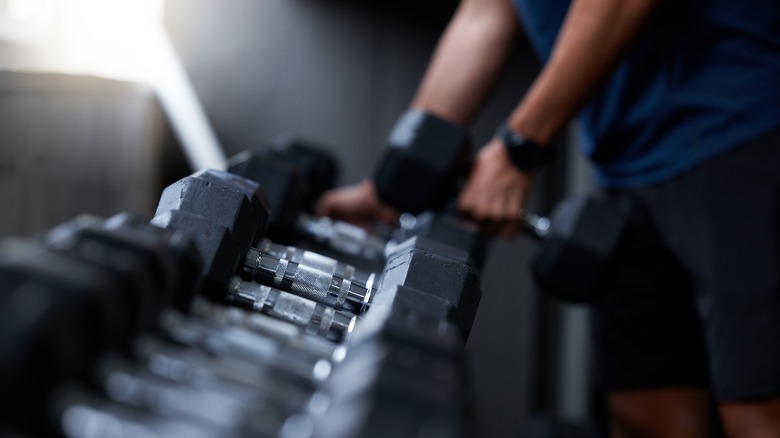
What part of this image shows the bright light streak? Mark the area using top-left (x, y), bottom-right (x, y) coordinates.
top-left (1, 0), bottom-right (227, 171)
top-left (61, 0), bottom-right (165, 81)
top-left (6, 0), bottom-right (55, 23)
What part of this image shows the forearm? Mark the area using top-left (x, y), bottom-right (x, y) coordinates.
top-left (411, 0), bottom-right (520, 126)
top-left (509, 0), bottom-right (659, 145)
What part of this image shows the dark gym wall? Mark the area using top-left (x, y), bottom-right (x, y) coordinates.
top-left (164, 0), bottom-right (540, 181)
top-left (164, 1), bottom-right (545, 436)
top-left (164, 0), bottom-right (450, 185)
top-left (0, 69), bottom-right (165, 237)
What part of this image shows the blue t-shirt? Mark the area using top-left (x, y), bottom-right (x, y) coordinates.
top-left (513, 0), bottom-right (780, 188)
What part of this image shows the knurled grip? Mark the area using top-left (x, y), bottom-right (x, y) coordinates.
top-left (243, 243), bottom-right (375, 314)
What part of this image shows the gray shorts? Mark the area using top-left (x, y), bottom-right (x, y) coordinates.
top-left (591, 126), bottom-right (780, 402)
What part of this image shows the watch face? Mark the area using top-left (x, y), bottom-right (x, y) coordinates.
top-left (498, 123), bottom-right (550, 171)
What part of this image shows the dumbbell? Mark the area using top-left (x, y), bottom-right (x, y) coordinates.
top-left (153, 208), bottom-right (356, 341)
top-left (188, 299), bottom-right (345, 362)
top-left (314, 311), bottom-right (466, 438)
top-left (155, 168), bottom-right (376, 312)
top-left (45, 212), bottom-right (345, 362)
top-left (48, 328), bottom-right (328, 437)
top-left (133, 332), bottom-right (331, 411)
top-left (52, 387), bottom-right (227, 438)
top-left (351, 283), bottom-right (467, 361)
top-left (94, 355), bottom-right (256, 429)
top-left (0, 230), bottom-right (309, 432)
top-left (390, 211), bottom-right (489, 270)
top-left (94, 349), bottom-right (324, 434)
top-left (0, 239), bottom-right (138, 431)
top-left (150, 169), bottom-right (361, 341)
top-left (242, 238), bottom-right (377, 314)
top-left (372, 109), bottom-right (627, 302)
top-left (103, 212), bottom-right (204, 313)
top-left (227, 138), bottom-right (389, 263)
top-left (226, 136), bottom-right (336, 240)
top-left (42, 215), bottom-right (197, 338)
top-left (317, 342), bottom-right (464, 438)
top-left (264, 134), bottom-right (339, 206)
top-left (379, 236), bottom-right (482, 339)
top-left (83, 305), bottom-right (335, 429)
top-left (309, 249), bottom-right (478, 438)
top-left (153, 314), bottom-right (333, 387)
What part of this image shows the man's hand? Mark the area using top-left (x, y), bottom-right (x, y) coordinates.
top-left (316, 180), bottom-right (399, 228)
top-left (458, 137), bottom-right (533, 238)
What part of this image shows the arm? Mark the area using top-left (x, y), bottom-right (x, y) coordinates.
top-left (412, 0), bottom-right (520, 125)
top-left (318, 0), bottom-right (520, 224)
top-left (459, 0), bottom-right (659, 237)
top-left (509, 0), bottom-right (658, 144)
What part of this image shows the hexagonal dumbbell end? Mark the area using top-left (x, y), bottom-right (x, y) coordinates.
top-left (267, 134), bottom-right (339, 205)
top-left (227, 151), bottom-right (308, 243)
top-left (390, 212), bottom-right (488, 270)
top-left (104, 212), bottom-right (204, 313)
top-left (44, 214), bottom-right (177, 333)
top-left (531, 196), bottom-right (627, 303)
top-left (379, 236), bottom-right (482, 339)
top-left (373, 110), bottom-right (471, 214)
top-left (151, 210), bottom-right (240, 302)
top-left (155, 169), bottom-right (270, 257)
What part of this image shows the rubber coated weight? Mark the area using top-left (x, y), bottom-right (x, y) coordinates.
top-left (380, 236), bottom-right (481, 339)
top-left (0, 239), bottom-right (134, 351)
top-left (0, 238), bottom-right (132, 430)
top-left (227, 151), bottom-right (308, 242)
top-left (45, 215), bottom-right (174, 335)
top-left (104, 212), bottom-right (204, 313)
top-left (392, 212), bottom-right (488, 270)
top-left (267, 134), bottom-right (339, 205)
top-left (373, 110), bottom-right (471, 214)
top-left (155, 169), bottom-right (267, 257)
top-left (0, 279), bottom-right (97, 431)
top-left (531, 196), bottom-right (626, 303)
top-left (151, 210), bottom-right (240, 302)
top-left (354, 284), bottom-right (465, 361)
top-left (152, 173), bottom-right (357, 340)
top-left (228, 137), bottom-right (339, 242)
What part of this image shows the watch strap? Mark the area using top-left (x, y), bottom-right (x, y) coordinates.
top-left (496, 121), bottom-right (554, 172)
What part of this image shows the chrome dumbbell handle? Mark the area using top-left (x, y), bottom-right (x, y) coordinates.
top-left (243, 243), bottom-right (375, 314)
top-left (297, 214), bottom-right (387, 262)
top-left (520, 209), bottom-right (551, 240)
top-left (225, 277), bottom-right (355, 342)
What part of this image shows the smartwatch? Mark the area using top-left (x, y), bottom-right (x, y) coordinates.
top-left (495, 121), bottom-right (554, 172)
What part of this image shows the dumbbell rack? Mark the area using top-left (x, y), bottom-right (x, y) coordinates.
top-left (0, 199), bottom-right (484, 437)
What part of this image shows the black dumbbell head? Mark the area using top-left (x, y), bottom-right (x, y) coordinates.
top-left (151, 210), bottom-right (239, 302)
top-left (0, 239), bottom-right (130, 374)
top-left (45, 215), bottom-right (174, 334)
top-left (194, 168), bottom-right (271, 235)
top-left (352, 284), bottom-right (466, 361)
top-left (269, 134), bottom-right (339, 204)
top-left (323, 340), bottom-right (463, 438)
top-left (155, 169), bottom-right (268, 257)
top-left (373, 110), bottom-right (471, 214)
top-left (380, 236), bottom-right (482, 339)
top-left (0, 277), bottom-right (98, 429)
top-left (105, 212), bottom-right (203, 313)
top-left (386, 235), bottom-right (471, 266)
top-left (228, 151), bottom-right (308, 242)
top-left (531, 196), bottom-right (626, 303)
top-left (392, 214), bottom-right (488, 270)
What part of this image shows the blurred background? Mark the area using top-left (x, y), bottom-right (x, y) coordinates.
top-left (0, 0), bottom-right (597, 435)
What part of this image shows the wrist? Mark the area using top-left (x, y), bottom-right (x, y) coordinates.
top-left (507, 105), bottom-right (556, 146)
top-left (495, 121), bottom-right (555, 172)
top-left (358, 179), bottom-right (380, 200)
